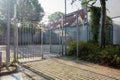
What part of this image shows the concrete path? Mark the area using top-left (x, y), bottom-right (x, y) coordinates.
top-left (1, 72), bottom-right (23, 80)
top-left (20, 57), bottom-right (120, 80)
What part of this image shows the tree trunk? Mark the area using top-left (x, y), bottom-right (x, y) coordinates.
top-left (100, 0), bottom-right (106, 48)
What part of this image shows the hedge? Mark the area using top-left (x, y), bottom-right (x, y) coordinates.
top-left (67, 41), bottom-right (120, 68)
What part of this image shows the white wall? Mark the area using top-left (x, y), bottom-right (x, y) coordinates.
top-left (113, 18), bottom-right (120, 44)
top-left (66, 24), bottom-right (88, 42)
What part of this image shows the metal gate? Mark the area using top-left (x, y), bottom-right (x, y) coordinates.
top-left (17, 23), bottom-right (41, 62)
top-left (0, 22), bottom-right (62, 63)
top-left (0, 0), bottom-right (63, 64)
top-left (0, 20), bottom-right (15, 63)
top-left (17, 22), bottom-right (62, 62)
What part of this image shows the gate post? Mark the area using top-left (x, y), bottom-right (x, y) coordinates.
top-left (41, 25), bottom-right (43, 59)
top-left (13, 22), bottom-right (18, 62)
top-left (6, 0), bottom-right (10, 65)
top-left (13, 1), bottom-right (18, 62)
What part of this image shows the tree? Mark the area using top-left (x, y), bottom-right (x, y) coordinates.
top-left (90, 6), bottom-right (101, 44)
top-left (17, 0), bottom-right (44, 23)
top-left (0, 0), bottom-right (44, 23)
top-left (0, 0), bottom-right (15, 21)
top-left (48, 12), bottom-right (64, 22)
top-left (100, 0), bottom-right (107, 48)
top-left (30, 0), bottom-right (44, 21)
top-left (72, 0), bottom-right (108, 48)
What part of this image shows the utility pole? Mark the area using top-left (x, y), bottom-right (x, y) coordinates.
top-left (61, 16), bottom-right (64, 56)
top-left (64, 0), bottom-right (67, 55)
top-left (6, 0), bottom-right (10, 65)
top-left (76, 11), bottom-right (79, 58)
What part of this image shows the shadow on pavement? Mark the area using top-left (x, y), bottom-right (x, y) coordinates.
top-left (19, 63), bottom-right (54, 80)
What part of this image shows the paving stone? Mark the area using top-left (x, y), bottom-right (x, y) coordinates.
top-left (20, 57), bottom-right (120, 80)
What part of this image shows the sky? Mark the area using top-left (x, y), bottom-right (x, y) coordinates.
top-left (94, 0), bottom-right (120, 18)
top-left (39, 0), bottom-right (81, 23)
top-left (39, 0), bottom-right (120, 23)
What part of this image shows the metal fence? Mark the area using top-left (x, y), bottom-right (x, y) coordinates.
top-left (0, 21), bottom-right (63, 63)
top-left (16, 22), bottom-right (63, 62)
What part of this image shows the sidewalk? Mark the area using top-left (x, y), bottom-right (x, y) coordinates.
top-left (20, 57), bottom-right (120, 80)
top-left (1, 72), bottom-right (23, 80)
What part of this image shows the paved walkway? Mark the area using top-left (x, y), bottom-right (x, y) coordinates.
top-left (1, 73), bottom-right (23, 80)
top-left (20, 57), bottom-right (120, 80)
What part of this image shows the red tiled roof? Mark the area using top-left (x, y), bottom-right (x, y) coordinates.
top-left (48, 9), bottom-right (86, 28)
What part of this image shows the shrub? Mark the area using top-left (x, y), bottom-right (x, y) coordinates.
top-left (66, 41), bottom-right (76, 56)
top-left (78, 42), bottom-right (100, 63)
top-left (67, 41), bottom-right (120, 67)
top-left (67, 41), bottom-right (100, 63)
top-left (100, 45), bottom-right (120, 67)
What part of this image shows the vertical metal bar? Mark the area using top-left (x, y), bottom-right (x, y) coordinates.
top-left (16, 24), bottom-right (18, 60)
top-left (76, 11), bottom-right (79, 58)
top-left (33, 25), bottom-right (37, 58)
top-left (34, 24), bottom-right (36, 58)
top-left (13, 2), bottom-right (18, 62)
top-left (27, 23), bottom-right (31, 58)
top-left (32, 23), bottom-right (34, 58)
top-left (39, 27), bottom-right (41, 58)
top-left (111, 24), bottom-right (113, 44)
top-left (23, 25), bottom-right (25, 59)
top-left (35, 24), bottom-right (37, 58)
top-left (59, 26), bottom-right (61, 55)
top-left (41, 25), bottom-right (43, 59)
top-left (19, 27), bottom-right (21, 59)
top-left (61, 16), bottom-right (64, 56)
top-left (6, 0), bottom-right (10, 64)
top-left (36, 25), bottom-right (38, 57)
top-left (64, 0), bottom-right (67, 55)
top-left (22, 26), bottom-right (24, 59)
top-left (26, 23), bottom-right (28, 59)
top-left (24, 24), bottom-right (26, 59)
top-left (50, 29), bottom-right (51, 54)
top-left (14, 22), bottom-right (18, 61)
top-left (18, 28), bottom-right (21, 59)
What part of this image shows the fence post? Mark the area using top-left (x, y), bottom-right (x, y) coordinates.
top-left (14, 22), bottom-right (18, 62)
top-left (6, 0), bottom-right (10, 65)
top-left (13, 2), bottom-right (18, 62)
top-left (41, 25), bottom-right (43, 59)
top-left (50, 29), bottom-right (52, 54)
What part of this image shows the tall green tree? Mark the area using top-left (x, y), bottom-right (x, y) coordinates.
top-left (0, 0), bottom-right (15, 21)
top-left (48, 12), bottom-right (64, 22)
top-left (100, 0), bottom-right (107, 48)
top-left (90, 6), bottom-right (101, 44)
top-left (17, 0), bottom-right (44, 22)
top-left (72, 0), bottom-right (108, 48)
top-left (31, 0), bottom-right (44, 21)
top-left (0, 0), bottom-right (44, 23)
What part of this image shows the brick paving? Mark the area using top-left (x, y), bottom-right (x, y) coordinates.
top-left (20, 57), bottom-right (120, 80)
